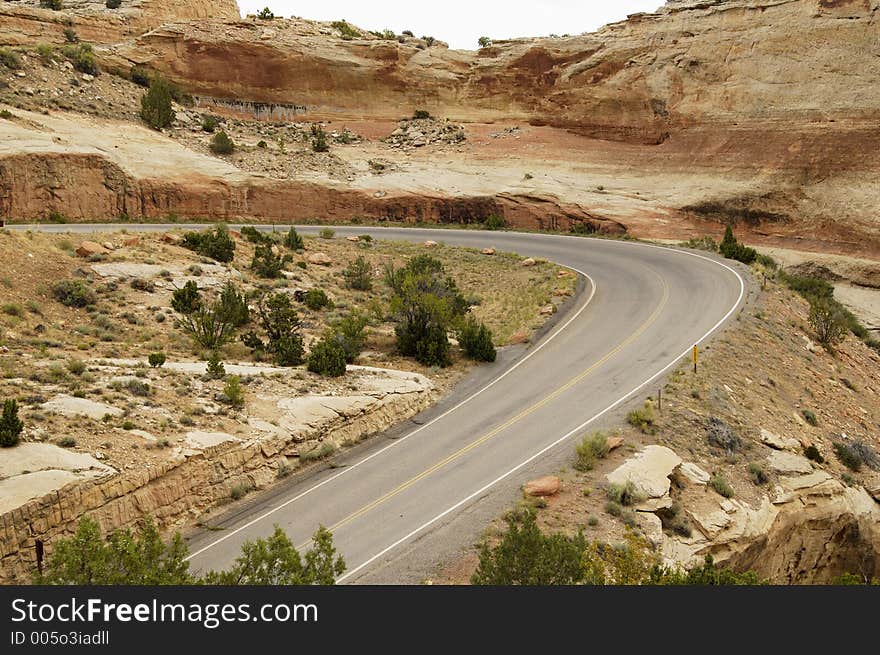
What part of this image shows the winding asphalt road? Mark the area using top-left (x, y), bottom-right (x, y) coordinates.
top-left (10, 224), bottom-right (747, 582)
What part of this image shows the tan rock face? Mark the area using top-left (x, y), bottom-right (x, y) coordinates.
top-left (524, 476), bottom-right (561, 497)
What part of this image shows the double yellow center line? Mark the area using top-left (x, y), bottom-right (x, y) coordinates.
top-left (305, 268), bottom-right (670, 544)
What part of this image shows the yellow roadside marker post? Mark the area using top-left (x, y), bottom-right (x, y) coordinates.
top-left (693, 344), bottom-right (699, 374)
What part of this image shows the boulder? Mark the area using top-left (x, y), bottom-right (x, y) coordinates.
top-left (423, 240), bottom-right (439, 247)
top-left (308, 252), bottom-right (332, 265)
top-left (760, 428), bottom-right (800, 451)
top-left (606, 445), bottom-right (682, 498)
top-left (606, 435), bottom-right (625, 451)
top-left (346, 236), bottom-right (360, 242)
top-left (766, 451), bottom-right (813, 475)
top-left (481, 248), bottom-right (496, 255)
top-left (524, 475), bottom-right (561, 497)
top-left (161, 233), bottom-right (182, 245)
top-left (123, 236), bottom-right (140, 247)
top-left (101, 242), bottom-right (115, 251)
top-left (74, 241), bottom-right (108, 258)
top-left (521, 257), bottom-right (537, 267)
top-left (539, 305), bottom-right (555, 316)
top-left (673, 461), bottom-right (711, 486)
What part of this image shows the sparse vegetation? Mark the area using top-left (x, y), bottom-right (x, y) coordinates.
top-left (201, 115), bottom-right (218, 133)
top-left (307, 337), bottom-right (347, 377)
top-left (222, 375), bottom-right (245, 408)
top-left (181, 225), bottom-right (235, 263)
top-left (52, 279), bottom-right (96, 308)
top-left (283, 227), bottom-right (304, 251)
top-left (140, 76), bottom-right (175, 130)
top-left (626, 400), bottom-right (656, 434)
top-left (832, 439), bottom-right (878, 472)
top-left (606, 481), bottom-right (643, 507)
top-left (709, 474), bottom-right (735, 498)
top-left (343, 255), bottom-right (372, 291)
top-left (251, 243), bottom-right (287, 278)
top-left (230, 482), bottom-right (251, 500)
top-left (706, 417), bottom-right (742, 453)
top-left (331, 20), bottom-right (361, 40)
top-left (310, 124), bottom-right (329, 152)
top-left (0, 399), bottom-right (24, 447)
top-left (574, 431), bottom-right (610, 472)
top-left (0, 48), bottom-right (22, 70)
top-left (304, 288), bottom-right (332, 311)
top-left (748, 462), bottom-right (768, 485)
top-left (484, 215), bottom-right (507, 230)
top-left (808, 298), bottom-right (848, 350)
top-left (319, 228), bottom-right (335, 239)
top-left (457, 316), bottom-right (496, 362)
top-left (105, 0), bottom-right (121, 8)
top-left (209, 131), bottom-right (235, 155)
top-left (242, 293), bottom-right (305, 366)
top-left (801, 409), bottom-right (818, 427)
top-left (257, 7), bottom-right (274, 20)
top-left (171, 280), bottom-right (202, 315)
top-left (206, 353), bottom-right (225, 380)
top-left (803, 445), bottom-right (824, 463)
top-left (327, 311), bottom-right (368, 363)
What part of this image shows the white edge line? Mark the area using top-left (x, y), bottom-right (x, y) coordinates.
top-left (184, 267), bottom-right (598, 561)
top-left (337, 247), bottom-right (746, 583)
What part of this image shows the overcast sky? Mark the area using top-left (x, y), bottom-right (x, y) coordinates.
top-left (236, 1), bottom-right (664, 50)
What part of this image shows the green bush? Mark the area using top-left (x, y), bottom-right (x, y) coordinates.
top-left (802, 409), bottom-right (818, 427)
top-left (63, 28), bottom-right (78, 43)
top-left (201, 115), bottom-right (218, 133)
top-left (328, 312), bottom-right (368, 363)
top-left (709, 474), bottom-right (735, 498)
top-left (307, 337), bottom-right (347, 377)
top-left (126, 379), bottom-right (151, 397)
top-left (66, 359), bottom-right (86, 376)
top-left (230, 482), bottom-right (251, 500)
top-left (58, 436), bottom-right (76, 448)
top-left (680, 236), bottom-right (717, 252)
top-left (832, 440), bottom-right (879, 472)
top-left (575, 431), bottom-right (610, 472)
top-left (129, 66), bottom-right (151, 88)
top-left (171, 280), bottom-right (202, 315)
top-left (209, 130), bottom-right (235, 155)
top-left (0, 399), bottom-right (23, 447)
top-left (718, 225), bottom-right (757, 264)
top-left (41, 0), bottom-right (63, 9)
top-left (283, 227), bottom-right (304, 250)
top-left (148, 352), bottom-right (166, 368)
top-left (310, 124), bottom-right (329, 152)
top-left (251, 243), bottom-right (286, 278)
top-left (222, 376), bottom-right (245, 408)
top-left (803, 445), bottom-right (824, 463)
top-left (140, 76), bottom-right (174, 130)
top-left (304, 288), bottom-right (332, 311)
top-left (477, 36), bottom-right (492, 48)
top-left (1, 303), bottom-right (24, 317)
top-left (181, 225), bottom-right (235, 263)
top-left (217, 281), bottom-right (250, 327)
top-left (105, 0), bottom-right (121, 8)
top-left (60, 43), bottom-right (98, 75)
top-left (331, 20), bottom-right (361, 39)
top-left (748, 462), bottom-right (768, 485)
top-left (319, 228), bottom-right (335, 239)
top-left (413, 109), bottom-right (431, 119)
top-left (257, 6), bottom-right (274, 19)
top-left (177, 303), bottom-right (237, 351)
top-left (809, 298), bottom-right (847, 350)
top-left (241, 293), bottom-right (304, 366)
top-left (206, 352), bottom-right (225, 380)
top-left (343, 255), bottom-right (372, 291)
top-left (52, 279), bottom-right (96, 308)
top-left (240, 225), bottom-right (273, 244)
top-left (606, 481), bottom-right (643, 507)
top-left (0, 48), bottom-right (22, 70)
top-left (484, 215), bottom-right (506, 230)
top-left (626, 401), bottom-right (655, 433)
top-left (457, 316), bottom-right (496, 362)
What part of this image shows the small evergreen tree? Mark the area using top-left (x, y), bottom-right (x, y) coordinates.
top-left (140, 76), bottom-right (174, 131)
top-left (283, 227), bottom-right (304, 250)
top-left (310, 124), bottom-right (329, 152)
top-left (719, 224), bottom-right (757, 264)
top-left (328, 311), bottom-right (368, 363)
top-left (343, 255), bottom-right (372, 291)
top-left (0, 399), bottom-right (24, 447)
top-left (457, 316), bottom-right (496, 362)
top-left (251, 243), bottom-right (285, 278)
top-left (242, 293), bottom-right (305, 366)
top-left (171, 280), bottom-right (202, 315)
top-left (181, 225), bottom-right (235, 262)
top-left (307, 337), bottom-right (347, 377)
top-left (148, 352), bottom-right (166, 368)
top-left (206, 352), bottom-right (225, 379)
top-left (257, 7), bottom-right (274, 19)
top-left (209, 131), bottom-right (235, 155)
top-left (217, 281), bottom-right (250, 327)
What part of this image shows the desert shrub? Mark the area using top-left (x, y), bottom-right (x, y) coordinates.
top-left (756, 253), bottom-right (778, 270)
top-left (803, 445), bottom-right (824, 463)
top-left (60, 42), bottom-right (99, 75)
top-left (0, 48), bottom-right (21, 70)
top-left (130, 277), bottom-right (155, 293)
top-left (181, 225), bottom-right (235, 262)
top-left (304, 288), bottom-right (332, 311)
top-left (206, 353), bottom-right (225, 380)
top-left (319, 228), bottom-right (335, 239)
top-left (66, 359), bottom-right (86, 376)
top-left (413, 109), bottom-right (431, 119)
top-left (718, 225), bottom-right (757, 264)
top-left (222, 376), bottom-right (245, 408)
top-left (106, 0), bottom-right (121, 8)
top-left (209, 131), bottom-right (235, 155)
top-left (241, 293), bottom-right (304, 366)
top-left (178, 304), bottom-right (237, 351)
top-left (626, 400), bottom-right (656, 433)
top-left (575, 431), bottom-right (610, 472)
top-left (140, 76), bottom-right (174, 130)
top-left (809, 298), bottom-right (847, 350)
top-left (331, 20), bottom-right (361, 39)
top-left (680, 236), bottom-right (718, 252)
top-left (0, 399), bottom-right (23, 447)
top-left (230, 482), bottom-right (251, 500)
top-left (1, 303), bottom-right (24, 317)
top-left (748, 462), bottom-right (768, 485)
top-left (478, 36), bottom-right (492, 48)
top-left (63, 28), bottom-right (78, 43)
top-left (706, 417), bottom-right (741, 452)
top-left (310, 124), bottom-right (329, 152)
top-left (58, 437), bottom-right (76, 448)
top-left (343, 255), bottom-right (372, 291)
top-left (41, 0), bottom-right (63, 9)
top-left (484, 215), bottom-right (507, 230)
top-left (172, 280), bottom-right (202, 315)
top-left (257, 140), bottom-right (267, 148)
top-left (251, 243), bottom-right (286, 278)
top-left (257, 6), bottom-right (274, 19)
top-left (801, 409), bottom-right (818, 427)
top-left (457, 316), bottom-right (496, 362)
top-left (300, 442), bottom-right (336, 464)
top-left (217, 281), bottom-right (250, 327)
top-left (283, 227), bottom-right (304, 250)
top-left (148, 352), bottom-right (166, 368)
top-left (240, 225), bottom-right (273, 244)
top-left (53, 279), bottom-right (96, 308)
top-left (833, 440), bottom-right (878, 472)
top-left (201, 115), bottom-right (218, 133)
top-left (327, 312), bottom-right (368, 363)
top-left (709, 474), bottom-right (735, 498)
top-left (125, 379), bottom-right (151, 397)
top-left (606, 481), bottom-right (643, 507)
top-left (129, 66), bottom-right (151, 87)
top-left (0, 109), bottom-right (13, 120)
top-left (386, 255), bottom-right (468, 367)
top-left (307, 337), bottom-right (347, 377)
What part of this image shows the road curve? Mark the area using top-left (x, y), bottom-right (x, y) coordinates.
top-left (10, 224), bottom-right (746, 582)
